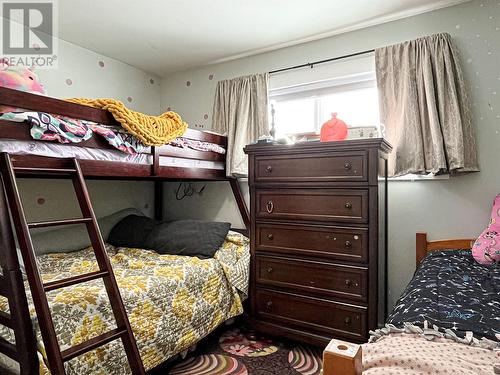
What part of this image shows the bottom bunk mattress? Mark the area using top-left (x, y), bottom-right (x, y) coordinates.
top-left (0, 231), bottom-right (250, 374)
top-left (362, 249), bottom-right (499, 374)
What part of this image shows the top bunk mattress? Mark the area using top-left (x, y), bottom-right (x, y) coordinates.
top-left (0, 139), bottom-right (225, 170)
top-left (0, 111), bottom-right (225, 170)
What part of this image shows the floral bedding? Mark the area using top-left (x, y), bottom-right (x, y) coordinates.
top-left (0, 231), bottom-right (249, 374)
top-left (0, 111), bottom-right (226, 155)
top-left (0, 111), bottom-right (145, 154)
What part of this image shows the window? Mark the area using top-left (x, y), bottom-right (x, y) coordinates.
top-left (269, 72), bottom-right (381, 139)
top-left (268, 56), bottom-right (446, 181)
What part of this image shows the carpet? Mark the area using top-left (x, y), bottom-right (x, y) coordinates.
top-left (164, 326), bottom-right (323, 375)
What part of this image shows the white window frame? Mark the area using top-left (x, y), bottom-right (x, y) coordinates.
top-left (387, 173), bottom-right (449, 181)
top-left (269, 72), bottom-right (379, 136)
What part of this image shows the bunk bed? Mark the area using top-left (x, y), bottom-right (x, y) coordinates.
top-left (0, 86), bottom-right (251, 375)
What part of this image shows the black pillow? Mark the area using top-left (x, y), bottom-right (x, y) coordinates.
top-left (108, 215), bottom-right (156, 248)
top-left (145, 220), bottom-right (231, 258)
top-left (108, 216), bottom-right (231, 258)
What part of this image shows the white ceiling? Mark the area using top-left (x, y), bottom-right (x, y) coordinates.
top-left (59, 0), bottom-right (467, 77)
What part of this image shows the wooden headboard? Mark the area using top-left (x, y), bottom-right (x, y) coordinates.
top-left (416, 232), bottom-right (474, 266)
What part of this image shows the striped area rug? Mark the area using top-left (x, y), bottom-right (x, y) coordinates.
top-left (165, 326), bottom-right (323, 375)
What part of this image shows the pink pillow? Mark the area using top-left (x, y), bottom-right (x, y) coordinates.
top-left (472, 194), bottom-right (500, 265)
top-left (0, 59), bottom-right (46, 113)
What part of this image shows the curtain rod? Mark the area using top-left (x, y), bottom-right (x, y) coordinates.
top-left (268, 49), bottom-right (375, 75)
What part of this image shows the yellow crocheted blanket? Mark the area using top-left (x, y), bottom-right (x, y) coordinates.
top-left (67, 98), bottom-right (187, 146)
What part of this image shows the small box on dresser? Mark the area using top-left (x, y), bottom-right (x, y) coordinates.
top-left (244, 138), bottom-right (392, 347)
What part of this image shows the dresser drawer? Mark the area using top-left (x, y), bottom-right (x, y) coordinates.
top-left (255, 289), bottom-right (367, 340)
top-left (256, 223), bottom-right (368, 262)
top-left (256, 256), bottom-right (368, 302)
top-left (256, 189), bottom-right (368, 224)
top-left (254, 152), bottom-right (367, 183)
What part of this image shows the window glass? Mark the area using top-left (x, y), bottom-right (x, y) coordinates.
top-left (318, 86), bottom-right (379, 127)
top-left (272, 97), bottom-right (315, 138)
top-left (270, 77), bottom-right (380, 138)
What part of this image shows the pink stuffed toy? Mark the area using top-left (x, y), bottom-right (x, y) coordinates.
top-left (472, 194), bottom-right (500, 265)
top-left (0, 59), bottom-right (46, 113)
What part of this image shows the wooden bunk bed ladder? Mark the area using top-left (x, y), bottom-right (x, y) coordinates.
top-left (0, 153), bottom-right (145, 375)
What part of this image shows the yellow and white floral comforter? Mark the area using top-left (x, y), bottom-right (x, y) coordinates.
top-left (0, 231), bottom-right (250, 374)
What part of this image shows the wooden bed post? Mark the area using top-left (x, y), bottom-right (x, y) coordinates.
top-left (228, 178), bottom-right (250, 232)
top-left (151, 146), bottom-right (160, 176)
top-left (0, 175), bottom-right (39, 374)
top-left (416, 232), bottom-right (474, 266)
top-left (154, 181), bottom-right (164, 221)
top-left (416, 232), bottom-right (428, 266)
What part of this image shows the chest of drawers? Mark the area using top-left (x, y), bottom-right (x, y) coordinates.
top-left (244, 139), bottom-right (391, 346)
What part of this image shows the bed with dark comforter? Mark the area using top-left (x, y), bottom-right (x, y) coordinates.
top-left (387, 249), bottom-right (499, 342)
top-left (362, 249), bottom-right (499, 375)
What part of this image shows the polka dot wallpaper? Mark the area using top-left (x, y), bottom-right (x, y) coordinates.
top-left (160, 0), bottom-right (500, 311)
top-left (162, 72), bottom-right (218, 130)
top-left (36, 38), bottom-right (161, 115)
top-left (161, 0), bottom-right (499, 136)
top-left (19, 37), bottom-right (159, 222)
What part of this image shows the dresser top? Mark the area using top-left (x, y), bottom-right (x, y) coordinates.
top-left (244, 138), bottom-right (392, 155)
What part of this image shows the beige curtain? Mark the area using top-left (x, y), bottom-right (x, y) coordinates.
top-left (212, 73), bottom-right (269, 176)
top-left (375, 33), bottom-right (479, 177)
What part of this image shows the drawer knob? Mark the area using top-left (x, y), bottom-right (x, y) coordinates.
top-left (266, 301), bottom-right (273, 310)
top-left (266, 267), bottom-right (273, 273)
top-left (266, 200), bottom-right (274, 214)
top-left (344, 240), bottom-right (352, 248)
top-left (267, 233), bottom-right (274, 240)
top-left (345, 202), bottom-right (352, 209)
top-left (344, 162), bottom-right (352, 170)
top-left (266, 165), bottom-right (273, 173)
top-left (344, 317), bottom-right (352, 325)
top-left (345, 279), bottom-right (359, 287)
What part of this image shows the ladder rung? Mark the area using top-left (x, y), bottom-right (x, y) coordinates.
top-left (61, 327), bottom-right (126, 362)
top-left (0, 338), bottom-right (18, 360)
top-left (0, 311), bottom-right (14, 329)
top-left (43, 270), bottom-right (109, 292)
top-left (13, 167), bottom-right (77, 175)
top-left (28, 217), bottom-right (92, 229)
